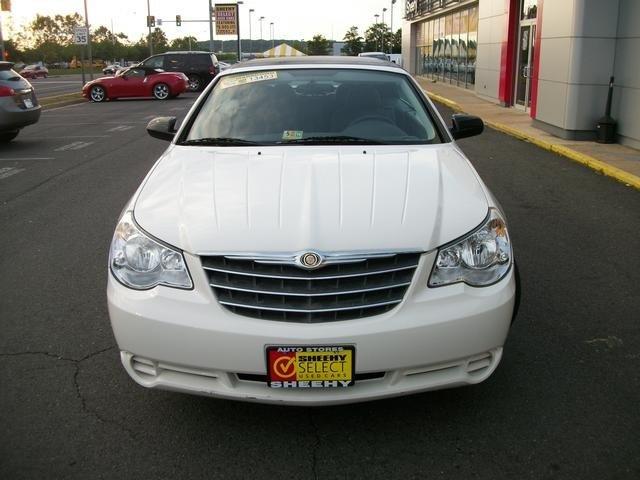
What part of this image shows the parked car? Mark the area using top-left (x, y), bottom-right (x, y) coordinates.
top-left (19, 64), bottom-right (49, 79)
top-left (0, 61), bottom-right (41, 142)
top-left (82, 66), bottom-right (189, 102)
top-left (103, 63), bottom-right (121, 75)
top-left (107, 56), bottom-right (519, 405)
top-left (358, 52), bottom-right (390, 61)
top-left (139, 51), bottom-right (219, 91)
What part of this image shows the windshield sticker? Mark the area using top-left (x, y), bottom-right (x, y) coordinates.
top-left (219, 71), bottom-right (278, 89)
top-left (282, 130), bottom-right (303, 140)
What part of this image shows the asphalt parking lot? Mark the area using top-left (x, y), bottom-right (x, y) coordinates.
top-left (26, 74), bottom-right (86, 99)
top-left (1, 94), bottom-right (638, 479)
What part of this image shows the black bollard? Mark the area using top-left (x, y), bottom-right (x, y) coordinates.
top-left (596, 76), bottom-right (616, 143)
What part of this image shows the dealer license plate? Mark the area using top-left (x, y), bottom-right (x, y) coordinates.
top-left (23, 98), bottom-right (33, 108)
top-left (266, 345), bottom-right (355, 388)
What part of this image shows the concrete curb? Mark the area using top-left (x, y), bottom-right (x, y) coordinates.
top-left (425, 91), bottom-right (640, 190)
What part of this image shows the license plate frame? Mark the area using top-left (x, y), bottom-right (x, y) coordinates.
top-left (266, 345), bottom-right (355, 388)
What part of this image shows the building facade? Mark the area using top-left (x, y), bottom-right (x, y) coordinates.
top-left (402, 0), bottom-right (640, 148)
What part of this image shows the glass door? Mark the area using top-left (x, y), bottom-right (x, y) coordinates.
top-left (514, 23), bottom-right (535, 110)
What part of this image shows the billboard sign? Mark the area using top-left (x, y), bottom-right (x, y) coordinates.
top-left (215, 4), bottom-right (238, 36)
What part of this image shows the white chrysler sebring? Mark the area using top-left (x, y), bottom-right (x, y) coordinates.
top-left (107, 57), bottom-right (520, 405)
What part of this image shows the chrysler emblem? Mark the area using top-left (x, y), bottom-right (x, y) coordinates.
top-left (298, 251), bottom-right (323, 269)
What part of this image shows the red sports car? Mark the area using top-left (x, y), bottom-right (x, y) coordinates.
top-left (20, 64), bottom-right (49, 79)
top-left (82, 66), bottom-right (189, 102)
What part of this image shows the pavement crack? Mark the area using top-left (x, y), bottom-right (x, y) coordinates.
top-left (309, 410), bottom-right (320, 480)
top-left (1, 346), bottom-right (136, 439)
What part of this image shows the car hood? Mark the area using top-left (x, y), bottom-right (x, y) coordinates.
top-left (133, 145), bottom-right (489, 254)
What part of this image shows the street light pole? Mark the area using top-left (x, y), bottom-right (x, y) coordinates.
top-left (270, 22), bottom-right (274, 49)
top-left (209, 0), bottom-right (214, 53)
top-left (84, 0), bottom-right (94, 80)
top-left (249, 8), bottom-right (254, 56)
top-left (237, 1), bottom-right (243, 61)
top-left (259, 16), bottom-right (264, 42)
top-left (382, 8), bottom-right (387, 25)
top-left (0, 12), bottom-right (5, 61)
top-left (147, 0), bottom-right (153, 56)
top-left (390, 0), bottom-right (396, 54)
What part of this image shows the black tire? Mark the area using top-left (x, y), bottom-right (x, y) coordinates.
top-left (187, 74), bottom-right (201, 92)
top-left (89, 85), bottom-right (107, 102)
top-left (0, 130), bottom-right (19, 142)
top-left (153, 83), bottom-right (170, 100)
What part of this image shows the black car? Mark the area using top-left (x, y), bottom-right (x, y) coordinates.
top-left (140, 51), bottom-right (219, 92)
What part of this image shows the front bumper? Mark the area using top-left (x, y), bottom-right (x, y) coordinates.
top-left (107, 251), bottom-right (516, 405)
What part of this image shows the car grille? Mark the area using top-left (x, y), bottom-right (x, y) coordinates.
top-left (202, 252), bottom-right (421, 323)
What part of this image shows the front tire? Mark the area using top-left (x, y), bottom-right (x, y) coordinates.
top-left (0, 130), bottom-right (19, 142)
top-left (90, 85), bottom-right (106, 102)
top-left (153, 83), bottom-right (170, 100)
top-left (187, 75), bottom-right (201, 92)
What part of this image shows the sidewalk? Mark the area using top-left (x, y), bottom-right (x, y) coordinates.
top-left (415, 77), bottom-right (640, 190)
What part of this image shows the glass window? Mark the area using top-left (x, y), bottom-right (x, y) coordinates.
top-left (467, 6), bottom-right (478, 85)
top-left (452, 11), bottom-right (460, 84)
top-left (460, 9), bottom-right (469, 86)
top-left (142, 56), bottom-right (164, 69)
top-left (521, 0), bottom-right (538, 19)
top-left (184, 69), bottom-right (442, 145)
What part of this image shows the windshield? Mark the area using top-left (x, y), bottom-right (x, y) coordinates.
top-left (182, 68), bottom-right (442, 146)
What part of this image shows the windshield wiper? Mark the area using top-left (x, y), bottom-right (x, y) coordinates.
top-left (179, 137), bottom-right (262, 146)
top-left (279, 136), bottom-right (384, 145)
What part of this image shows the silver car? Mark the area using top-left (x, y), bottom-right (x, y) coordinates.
top-left (0, 61), bottom-right (41, 142)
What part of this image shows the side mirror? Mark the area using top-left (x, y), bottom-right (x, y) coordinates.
top-left (450, 114), bottom-right (484, 140)
top-left (147, 116), bottom-right (177, 141)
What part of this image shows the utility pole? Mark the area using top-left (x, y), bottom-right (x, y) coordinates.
top-left (209, 0), bottom-right (214, 52)
top-left (84, 0), bottom-right (94, 79)
top-left (147, 0), bottom-right (153, 56)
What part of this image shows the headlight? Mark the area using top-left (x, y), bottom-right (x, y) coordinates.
top-left (109, 211), bottom-right (193, 290)
top-left (428, 208), bottom-right (512, 287)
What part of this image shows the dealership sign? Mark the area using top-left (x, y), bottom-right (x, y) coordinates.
top-left (215, 4), bottom-right (238, 35)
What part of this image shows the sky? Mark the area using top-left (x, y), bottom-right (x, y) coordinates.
top-left (5, 0), bottom-right (403, 44)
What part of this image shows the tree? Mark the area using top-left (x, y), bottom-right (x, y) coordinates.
top-left (364, 23), bottom-right (393, 53)
top-left (391, 28), bottom-right (402, 54)
top-left (306, 34), bottom-right (331, 55)
top-left (170, 36), bottom-right (198, 50)
top-left (149, 28), bottom-right (169, 53)
top-left (341, 26), bottom-right (363, 56)
top-left (18, 13), bottom-right (84, 48)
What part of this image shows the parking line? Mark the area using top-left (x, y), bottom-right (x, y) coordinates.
top-left (107, 125), bottom-right (135, 132)
top-left (0, 167), bottom-right (25, 179)
top-left (54, 141), bottom-right (94, 151)
top-left (0, 157), bottom-right (55, 161)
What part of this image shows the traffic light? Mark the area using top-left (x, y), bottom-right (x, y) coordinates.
top-left (1, 0), bottom-right (11, 12)
top-left (146, 16), bottom-right (155, 28)
top-left (176, 15), bottom-right (182, 27)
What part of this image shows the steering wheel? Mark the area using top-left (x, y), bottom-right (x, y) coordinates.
top-left (346, 114), bottom-right (395, 128)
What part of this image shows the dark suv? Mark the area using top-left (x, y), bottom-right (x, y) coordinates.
top-left (140, 51), bottom-right (219, 92)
